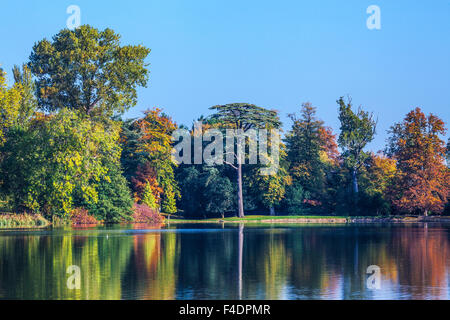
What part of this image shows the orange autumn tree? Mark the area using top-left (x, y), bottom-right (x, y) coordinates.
top-left (386, 108), bottom-right (449, 216)
top-left (131, 163), bottom-right (163, 208)
top-left (318, 126), bottom-right (340, 166)
top-left (122, 108), bottom-right (179, 214)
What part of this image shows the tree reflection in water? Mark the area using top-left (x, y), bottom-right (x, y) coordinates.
top-left (0, 223), bottom-right (449, 299)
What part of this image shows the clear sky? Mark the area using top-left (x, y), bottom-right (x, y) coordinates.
top-left (1, 0), bottom-right (449, 151)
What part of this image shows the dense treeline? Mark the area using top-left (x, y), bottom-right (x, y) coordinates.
top-left (0, 25), bottom-right (449, 223)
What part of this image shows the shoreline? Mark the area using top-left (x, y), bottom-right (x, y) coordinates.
top-left (2, 214), bottom-right (450, 230)
top-left (166, 215), bottom-right (450, 224)
top-left (0, 213), bottom-right (50, 229)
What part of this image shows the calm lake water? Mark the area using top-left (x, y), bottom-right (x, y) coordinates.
top-left (0, 223), bottom-right (449, 300)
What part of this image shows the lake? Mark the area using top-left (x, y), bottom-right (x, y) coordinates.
top-left (0, 223), bottom-right (449, 300)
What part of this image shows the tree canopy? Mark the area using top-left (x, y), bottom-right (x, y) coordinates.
top-left (0, 109), bottom-right (123, 217)
top-left (29, 25), bottom-right (150, 116)
top-left (337, 97), bottom-right (377, 203)
top-left (0, 69), bottom-right (22, 145)
top-left (386, 108), bottom-right (449, 215)
top-left (1, 25), bottom-right (449, 222)
top-left (208, 103), bottom-right (281, 217)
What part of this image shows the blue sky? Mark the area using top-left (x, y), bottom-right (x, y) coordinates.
top-left (1, 0), bottom-right (449, 151)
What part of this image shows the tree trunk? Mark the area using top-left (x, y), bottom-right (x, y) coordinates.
top-left (352, 168), bottom-right (359, 194)
top-left (269, 207), bottom-right (275, 216)
top-left (424, 209), bottom-right (428, 217)
top-left (237, 161), bottom-right (245, 218)
top-left (351, 168), bottom-right (359, 216)
top-left (237, 223), bottom-right (244, 300)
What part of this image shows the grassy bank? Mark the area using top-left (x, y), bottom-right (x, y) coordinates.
top-left (0, 214), bottom-right (50, 229)
top-left (165, 215), bottom-right (347, 224)
top-left (1, 213), bottom-right (449, 229)
top-left (165, 215), bottom-right (450, 224)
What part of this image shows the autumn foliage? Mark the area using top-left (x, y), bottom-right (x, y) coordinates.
top-left (2, 30), bottom-right (450, 221)
top-left (386, 108), bottom-right (449, 215)
top-left (131, 163), bottom-right (163, 204)
top-left (121, 108), bottom-right (179, 214)
top-left (71, 208), bottom-right (100, 225)
top-left (132, 204), bottom-right (164, 224)
top-left (319, 127), bottom-right (340, 166)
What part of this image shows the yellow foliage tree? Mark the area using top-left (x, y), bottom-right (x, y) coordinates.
top-left (0, 70), bottom-right (22, 145)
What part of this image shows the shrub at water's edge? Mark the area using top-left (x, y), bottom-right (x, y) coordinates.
top-left (0, 204), bottom-right (164, 229)
top-left (71, 205), bottom-right (164, 226)
top-left (0, 213), bottom-right (49, 228)
top-left (132, 204), bottom-right (165, 224)
top-left (70, 208), bottom-right (101, 225)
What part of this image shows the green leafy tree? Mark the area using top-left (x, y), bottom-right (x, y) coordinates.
top-left (284, 182), bottom-right (311, 215)
top-left (356, 153), bottom-right (397, 216)
top-left (12, 64), bottom-right (37, 125)
top-left (28, 25), bottom-right (150, 116)
top-left (176, 165), bottom-right (234, 218)
top-left (120, 118), bottom-right (144, 182)
top-left (251, 130), bottom-right (290, 215)
top-left (285, 103), bottom-right (341, 213)
top-left (78, 161), bottom-right (134, 222)
top-left (161, 183), bottom-right (177, 214)
top-left (285, 103), bottom-right (327, 201)
top-left (254, 172), bottom-right (289, 215)
top-left (0, 109), bottom-right (121, 218)
top-left (142, 182), bottom-right (158, 210)
top-left (209, 103), bottom-right (281, 217)
top-left (201, 167), bottom-right (234, 218)
top-left (176, 166), bottom-right (202, 216)
top-left (0, 70), bottom-right (22, 145)
top-left (0, 70), bottom-right (22, 206)
top-left (337, 97), bottom-right (377, 208)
